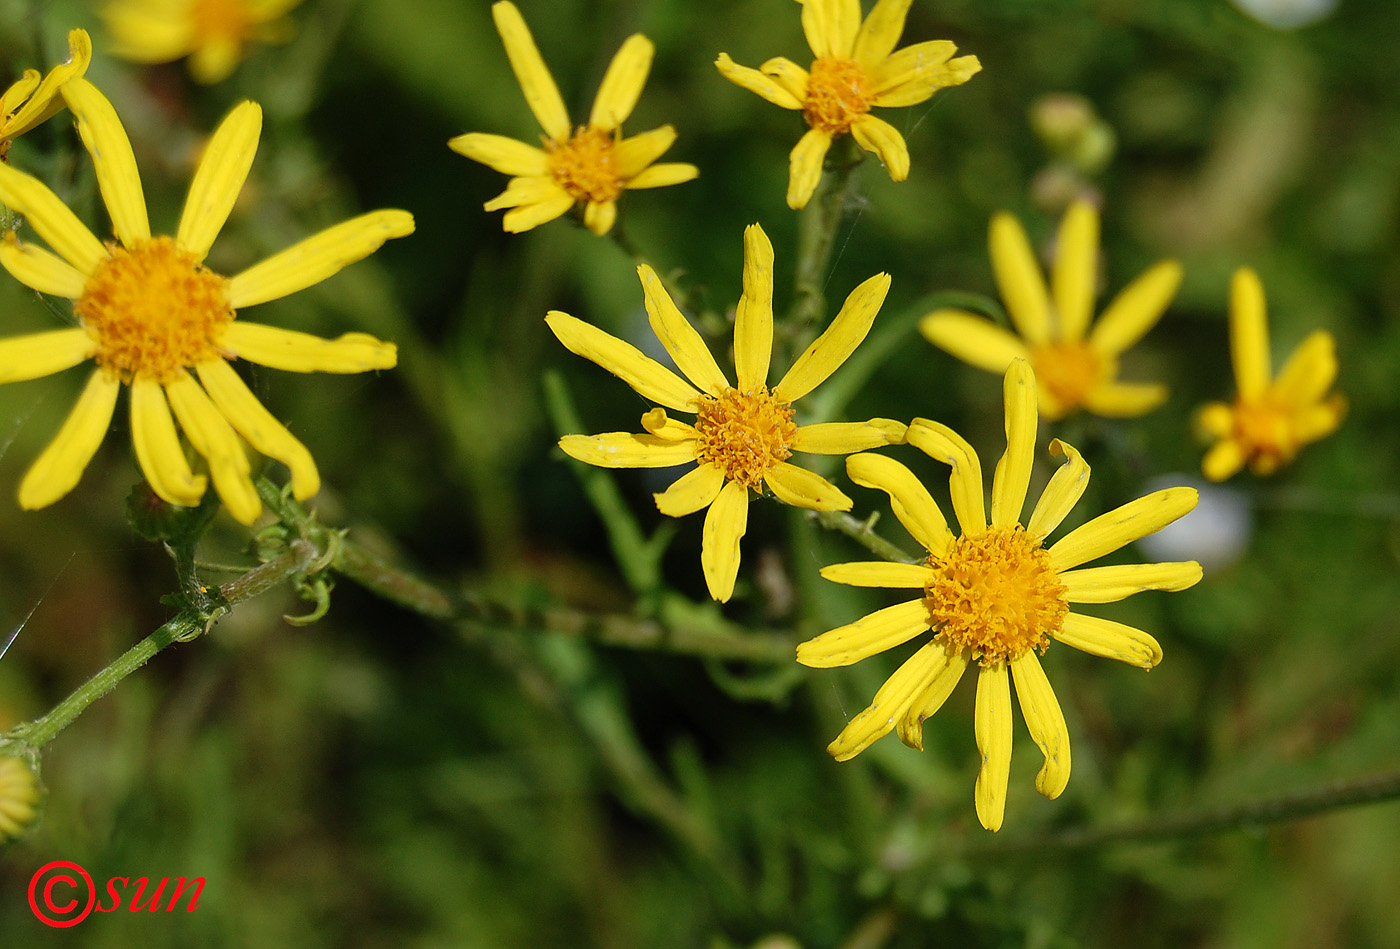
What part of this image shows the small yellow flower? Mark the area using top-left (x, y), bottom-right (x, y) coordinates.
top-left (0, 755), bottom-right (41, 843)
top-left (548, 223), bottom-right (904, 602)
top-left (102, 0), bottom-right (301, 84)
top-left (799, 360), bottom-right (1201, 831)
top-left (1198, 267), bottom-right (1346, 480)
top-left (716, 0), bottom-right (980, 209)
top-left (920, 201), bottom-right (1182, 420)
top-left (0, 30), bottom-right (91, 157)
top-left (449, 1), bottom-right (699, 237)
top-left (0, 79), bottom-right (413, 523)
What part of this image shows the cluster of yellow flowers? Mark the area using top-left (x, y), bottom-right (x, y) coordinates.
top-left (0, 1), bottom-right (1346, 833)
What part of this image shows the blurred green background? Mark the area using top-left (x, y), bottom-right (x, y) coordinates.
top-left (2, 0), bottom-right (1400, 945)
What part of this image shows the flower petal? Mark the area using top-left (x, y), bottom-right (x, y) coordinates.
top-left (63, 78), bottom-right (150, 247)
top-left (0, 328), bottom-right (94, 384)
top-left (820, 561), bottom-right (931, 589)
top-left (1026, 439), bottom-right (1089, 537)
top-left (1051, 201), bottom-right (1098, 342)
top-left (850, 115), bottom-right (909, 181)
top-left (796, 598), bottom-right (929, 668)
top-left (846, 452), bottom-right (953, 558)
top-left (614, 126), bottom-right (678, 178)
top-left (1010, 651), bottom-right (1071, 800)
top-left (802, 0), bottom-right (861, 58)
top-left (0, 236), bottom-right (87, 298)
top-left (919, 310), bottom-right (1029, 372)
top-left (546, 310), bottom-right (700, 411)
top-left (827, 639), bottom-right (948, 762)
top-left (774, 272), bottom-right (890, 402)
top-left (653, 462), bottom-right (724, 516)
top-left (764, 462), bottom-right (852, 511)
top-left (868, 39), bottom-right (954, 98)
top-left (1229, 266), bottom-right (1271, 400)
top-left (196, 358), bottom-right (318, 500)
top-left (872, 53), bottom-right (981, 108)
top-left (447, 133), bottom-right (549, 176)
top-left (589, 34), bottom-right (653, 131)
top-left (583, 199), bottom-right (617, 236)
top-left (129, 375), bottom-right (208, 507)
top-left (734, 223), bottom-right (775, 391)
top-left (188, 37), bottom-right (242, 85)
top-left (990, 212), bottom-right (1052, 346)
top-left (792, 418), bottom-right (906, 454)
top-left (715, 53), bottom-right (803, 110)
top-left (219, 322), bottom-right (396, 373)
top-left (1089, 259), bottom-right (1182, 357)
top-left (701, 480), bottom-right (748, 602)
top-left (1202, 438), bottom-right (1246, 482)
top-left (906, 418), bottom-right (986, 536)
top-left (165, 371), bottom-right (263, 523)
top-left (852, 0), bottom-right (913, 68)
top-left (1196, 402), bottom-right (1234, 438)
top-left (1081, 380), bottom-right (1169, 418)
top-left (1294, 395), bottom-right (1347, 442)
top-left (492, 0), bottom-right (571, 141)
top-left (502, 192), bottom-right (576, 232)
top-left (758, 56), bottom-right (809, 103)
top-left (991, 359), bottom-right (1037, 528)
top-left (1275, 330), bottom-right (1338, 405)
top-left (177, 100), bottom-right (261, 259)
top-left (1048, 486), bottom-right (1199, 571)
top-left (1061, 561), bottom-right (1203, 603)
top-left (483, 175), bottom-right (566, 210)
top-left (2, 29), bottom-right (92, 140)
top-left (639, 407), bottom-right (696, 440)
top-left (974, 661), bottom-right (1013, 833)
top-left (1054, 612), bottom-right (1162, 669)
top-left (227, 209), bottom-right (414, 308)
top-left (560, 432), bottom-right (696, 468)
top-left (896, 641), bottom-right (969, 750)
top-left (639, 266), bottom-right (729, 395)
top-left (787, 128), bottom-right (831, 210)
top-left (625, 163), bottom-right (700, 189)
top-left (0, 162), bottom-right (106, 275)
top-left (17, 369), bottom-right (118, 510)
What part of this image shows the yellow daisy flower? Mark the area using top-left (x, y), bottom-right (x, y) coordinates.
top-left (0, 755), bottom-right (41, 843)
top-left (0, 78), bottom-right (413, 523)
top-left (715, 0), bottom-right (980, 209)
top-left (547, 223), bottom-right (904, 602)
top-left (798, 360), bottom-right (1201, 831)
top-left (0, 29), bottom-right (91, 158)
top-left (920, 201), bottom-right (1183, 420)
top-left (101, 0), bottom-right (301, 85)
top-left (449, 1), bottom-right (699, 237)
top-left (1198, 267), bottom-right (1346, 480)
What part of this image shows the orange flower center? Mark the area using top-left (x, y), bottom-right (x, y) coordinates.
top-left (693, 386), bottom-right (797, 489)
top-left (1231, 396), bottom-right (1298, 476)
top-left (924, 526), bottom-right (1067, 664)
top-left (1030, 341), bottom-right (1103, 415)
top-left (547, 126), bottom-right (622, 203)
top-left (191, 0), bottom-right (253, 42)
top-left (804, 57), bottom-right (872, 137)
top-left (77, 236), bottom-right (233, 384)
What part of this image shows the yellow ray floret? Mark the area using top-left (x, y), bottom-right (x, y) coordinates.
top-left (101, 0), bottom-right (302, 84)
top-left (1196, 266), bottom-right (1346, 480)
top-left (0, 79), bottom-right (412, 523)
top-left (448, 1), bottom-right (698, 236)
top-left (798, 359), bottom-right (1201, 832)
top-left (0, 29), bottom-right (90, 154)
top-left (920, 200), bottom-right (1182, 420)
top-left (716, 0), bottom-right (980, 209)
top-left (547, 222), bottom-right (904, 602)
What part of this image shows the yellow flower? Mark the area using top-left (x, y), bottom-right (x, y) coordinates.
top-left (0, 79), bottom-right (413, 523)
top-left (0, 754), bottom-right (41, 843)
top-left (715, 0), bottom-right (980, 209)
top-left (1198, 267), bottom-right (1346, 480)
top-left (0, 30), bottom-right (91, 157)
top-left (920, 201), bottom-right (1182, 420)
top-left (548, 223), bottom-right (904, 601)
top-left (102, 0), bottom-right (301, 84)
top-left (449, 1), bottom-right (699, 237)
top-left (798, 360), bottom-right (1201, 831)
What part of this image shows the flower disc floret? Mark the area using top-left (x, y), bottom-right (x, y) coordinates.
top-left (804, 57), bottom-right (872, 136)
top-left (548, 126), bottom-right (623, 203)
top-left (1030, 341), bottom-right (1103, 413)
top-left (693, 386), bottom-right (797, 489)
top-left (77, 237), bottom-right (233, 384)
top-left (926, 526), bottom-right (1067, 663)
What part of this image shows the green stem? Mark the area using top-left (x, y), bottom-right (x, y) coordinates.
top-left (812, 510), bottom-right (918, 564)
top-left (789, 142), bottom-right (864, 337)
